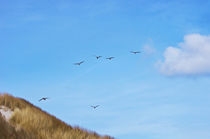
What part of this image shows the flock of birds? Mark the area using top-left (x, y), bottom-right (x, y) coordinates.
top-left (74, 51), bottom-right (141, 66)
top-left (39, 51), bottom-right (141, 109)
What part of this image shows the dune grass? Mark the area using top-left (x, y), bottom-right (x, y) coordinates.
top-left (0, 111), bottom-right (36, 139)
top-left (0, 93), bottom-right (113, 139)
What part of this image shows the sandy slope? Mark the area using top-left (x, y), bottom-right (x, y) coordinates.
top-left (0, 106), bottom-right (13, 121)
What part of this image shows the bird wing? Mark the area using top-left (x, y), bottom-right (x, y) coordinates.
top-left (131, 51), bottom-right (140, 53)
top-left (80, 61), bottom-right (84, 64)
top-left (107, 57), bottom-right (114, 59)
top-left (74, 61), bottom-right (84, 65)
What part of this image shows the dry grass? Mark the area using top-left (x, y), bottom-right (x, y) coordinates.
top-left (0, 93), bottom-right (113, 139)
top-left (0, 112), bottom-right (36, 139)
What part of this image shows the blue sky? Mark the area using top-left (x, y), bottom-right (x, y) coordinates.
top-left (1, 0), bottom-right (210, 138)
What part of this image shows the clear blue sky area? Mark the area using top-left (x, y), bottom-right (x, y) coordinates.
top-left (1, 0), bottom-right (210, 139)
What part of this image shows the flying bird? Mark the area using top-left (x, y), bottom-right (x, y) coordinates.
top-left (93, 55), bottom-right (102, 59)
top-left (91, 105), bottom-right (100, 109)
top-left (74, 61), bottom-right (84, 65)
top-left (130, 51), bottom-right (141, 54)
top-left (95, 56), bottom-right (102, 59)
top-left (39, 97), bottom-right (48, 102)
top-left (106, 57), bottom-right (114, 60)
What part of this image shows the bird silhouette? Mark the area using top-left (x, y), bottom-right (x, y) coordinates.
top-left (95, 56), bottom-right (102, 59)
top-left (39, 97), bottom-right (48, 102)
top-left (130, 51), bottom-right (141, 54)
top-left (91, 105), bottom-right (100, 109)
top-left (74, 61), bottom-right (84, 65)
top-left (106, 57), bottom-right (114, 60)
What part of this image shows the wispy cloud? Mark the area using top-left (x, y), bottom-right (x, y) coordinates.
top-left (98, 102), bottom-right (210, 139)
top-left (143, 44), bottom-right (156, 55)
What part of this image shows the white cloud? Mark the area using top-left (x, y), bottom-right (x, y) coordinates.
top-left (158, 34), bottom-right (210, 76)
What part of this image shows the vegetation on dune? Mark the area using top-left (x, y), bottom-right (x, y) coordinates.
top-left (0, 93), bottom-right (113, 139)
top-left (0, 111), bottom-right (36, 139)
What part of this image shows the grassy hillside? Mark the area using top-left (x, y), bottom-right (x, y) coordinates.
top-left (0, 93), bottom-right (113, 139)
top-left (0, 112), bottom-right (36, 139)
